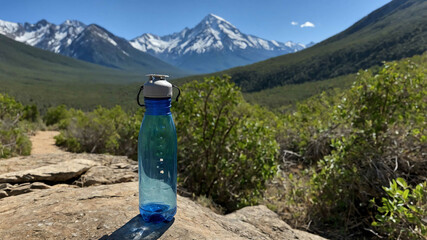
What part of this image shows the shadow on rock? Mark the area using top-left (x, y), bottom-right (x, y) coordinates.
top-left (100, 215), bottom-right (174, 240)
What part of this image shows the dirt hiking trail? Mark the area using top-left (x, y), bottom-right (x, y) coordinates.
top-left (30, 131), bottom-right (65, 155)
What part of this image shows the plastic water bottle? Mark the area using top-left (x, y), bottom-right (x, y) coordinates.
top-left (136, 74), bottom-right (180, 222)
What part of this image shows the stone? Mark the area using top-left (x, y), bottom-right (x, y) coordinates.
top-left (226, 205), bottom-right (323, 240)
top-left (0, 153), bottom-right (135, 175)
top-left (0, 159), bottom-right (99, 183)
top-left (8, 183), bottom-right (32, 196)
top-left (0, 183), bottom-right (12, 190)
top-left (0, 190), bottom-right (7, 198)
top-left (30, 182), bottom-right (51, 189)
top-left (0, 182), bottom-right (51, 198)
top-left (77, 166), bottom-right (137, 187)
top-left (0, 182), bottom-right (325, 240)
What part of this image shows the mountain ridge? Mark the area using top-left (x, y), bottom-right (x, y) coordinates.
top-left (130, 13), bottom-right (307, 73)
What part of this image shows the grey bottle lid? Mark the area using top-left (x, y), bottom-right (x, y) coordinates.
top-left (143, 74), bottom-right (172, 98)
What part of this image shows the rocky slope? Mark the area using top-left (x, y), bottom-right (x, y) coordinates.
top-left (0, 152), bottom-right (325, 240)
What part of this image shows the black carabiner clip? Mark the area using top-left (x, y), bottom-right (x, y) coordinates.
top-left (137, 85), bottom-right (145, 107)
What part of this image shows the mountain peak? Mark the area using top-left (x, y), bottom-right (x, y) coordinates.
top-left (85, 24), bottom-right (108, 34)
top-left (199, 13), bottom-right (235, 29)
top-left (204, 13), bottom-right (227, 22)
top-left (36, 19), bottom-right (49, 26)
top-left (62, 19), bottom-right (86, 28)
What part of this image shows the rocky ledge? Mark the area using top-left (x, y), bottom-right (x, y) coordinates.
top-left (0, 153), bottom-right (325, 240)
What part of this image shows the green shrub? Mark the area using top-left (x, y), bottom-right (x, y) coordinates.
top-left (371, 178), bottom-right (426, 239)
top-left (22, 104), bottom-right (39, 122)
top-left (43, 105), bottom-right (69, 126)
top-left (0, 94), bottom-right (32, 158)
top-left (278, 90), bottom-right (341, 164)
top-left (174, 75), bottom-right (279, 212)
top-left (281, 56), bottom-right (427, 237)
top-left (55, 106), bottom-right (141, 159)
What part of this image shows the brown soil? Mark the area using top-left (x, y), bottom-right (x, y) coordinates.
top-left (30, 131), bottom-right (65, 155)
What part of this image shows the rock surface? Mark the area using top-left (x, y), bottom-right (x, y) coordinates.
top-left (0, 153), bottom-right (137, 186)
top-left (78, 165), bottom-right (137, 187)
top-left (0, 158), bottom-right (99, 183)
top-left (0, 182), bottom-right (325, 240)
top-left (0, 148), bottom-right (325, 240)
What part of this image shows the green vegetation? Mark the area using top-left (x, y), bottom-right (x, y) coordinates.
top-left (0, 94), bottom-right (40, 158)
top-left (54, 106), bottom-right (141, 159)
top-left (269, 54), bottom-right (427, 238)
top-left (371, 178), bottom-right (426, 239)
top-left (174, 76), bottom-right (278, 212)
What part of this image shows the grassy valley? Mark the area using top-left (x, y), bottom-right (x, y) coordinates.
top-left (0, 34), bottom-right (144, 111)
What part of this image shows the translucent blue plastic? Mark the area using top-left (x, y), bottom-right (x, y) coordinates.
top-left (138, 98), bottom-right (177, 222)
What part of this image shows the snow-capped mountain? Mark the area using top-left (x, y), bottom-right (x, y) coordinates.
top-left (59, 24), bottom-right (187, 75)
top-left (0, 19), bottom-right (189, 76)
top-left (130, 14), bottom-right (307, 73)
top-left (0, 19), bottom-right (85, 53)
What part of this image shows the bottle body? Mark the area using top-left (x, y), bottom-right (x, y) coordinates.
top-left (138, 98), bottom-right (177, 222)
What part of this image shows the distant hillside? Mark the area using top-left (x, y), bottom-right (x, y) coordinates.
top-left (0, 34), bottom-right (142, 111)
top-left (178, 0), bottom-right (427, 92)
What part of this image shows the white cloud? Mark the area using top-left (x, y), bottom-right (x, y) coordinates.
top-left (291, 21), bottom-right (298, 26)
top-left (300, 21), bottom-right (315, 28)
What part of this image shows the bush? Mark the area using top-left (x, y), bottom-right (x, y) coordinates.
top-left (43, 105), bottom-right (69, 126)
top-left (22, 104), bottom-right (39, 122)
top-left (0, 94), bottom-right (32, 158)
top-left (55, 106), bottom-right (141, 159)
top-left (174, 75), bottom-right (279, 211)
top-left (280, 56), bottom-right (427, 238)
top-left (278, 90), bottom-right (341, 164)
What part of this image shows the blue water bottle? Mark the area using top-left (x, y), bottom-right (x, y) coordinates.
top-left (137, 74), bottom-right (180, 222)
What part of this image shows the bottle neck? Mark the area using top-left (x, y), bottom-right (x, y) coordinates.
top-left (144, 98), bottom-right (171, 115)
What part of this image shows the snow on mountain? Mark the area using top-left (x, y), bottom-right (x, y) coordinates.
top-left (0, 20), bottom-right (21, 38)
top-left (131, 14), bottom-right (305, 54)
top-left (130, 14), bottom-right (307, 73)
top-left (0, 19), bottom-right (86, 53)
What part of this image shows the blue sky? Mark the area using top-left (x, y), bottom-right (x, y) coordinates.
top-left (0, 0), bottom-right (391, 44)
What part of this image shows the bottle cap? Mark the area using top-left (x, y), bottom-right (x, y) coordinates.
top-left (143, 74), bottom-right (172, 98)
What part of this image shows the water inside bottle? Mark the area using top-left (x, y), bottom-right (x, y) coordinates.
top-left (138, 100), bottom-right (177, 223)
top-left (140, 203), bottom-right (177, 222)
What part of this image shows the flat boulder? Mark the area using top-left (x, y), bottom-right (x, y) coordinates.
top-left (0, 182), bottom-right (326, 240)
top-left (77, 165), bottom-right (137, 187)
top-left (0, 159), bottom-right (99, 183)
